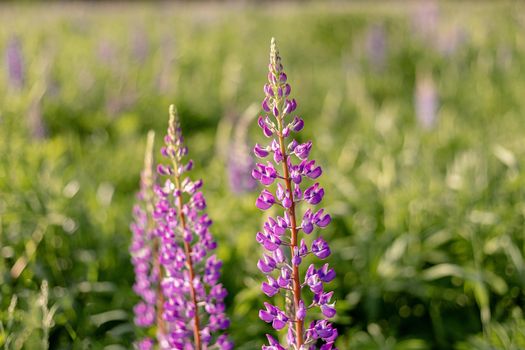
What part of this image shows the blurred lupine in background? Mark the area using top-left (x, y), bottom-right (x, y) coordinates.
top-left (214, 54), bottom-right (258, 195)
top-left (157, 35), bottom-right (177, 94)
top-left (130, 131), bottom-right (159, 349)
top-left (437, 25), bottom-right (468, 56)
top-left (252, 38), bottom-right (337, 349)
top-left (153, 106), bottom-right (232, 349)
top-left (4, 36), bottom-right (24, 91)
top-left (365, 24), bottom-right (387, 71)
top-left (228, 104), bottom-right (258, 195)
top-left (97, 39), bottom-right (116, 66)
top-left (412, 0), bottom-right (467, 58)
top-left (131, 28), bottom-right (150, 64)
top-left (414, 72), bottom-right (438, 129)
top-left (412, 0), bottom-right (439, 42)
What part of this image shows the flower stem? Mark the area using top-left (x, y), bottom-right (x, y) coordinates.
top-left (277, 118), bottom-right (304, 348)
top-left (172, 167), bottom-right (202, 350)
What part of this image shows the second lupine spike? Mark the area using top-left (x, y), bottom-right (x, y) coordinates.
top-left (130, 131), bottom-right (159, 350)
top-left (253, 38), bottom-right (338, 350)
top-left (154, 105), bottom-right (233, 350)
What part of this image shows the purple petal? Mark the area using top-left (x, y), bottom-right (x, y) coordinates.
top-left (321, 304), bottom-right (336, 318)
top-left (259, 310), bottom-right (274, 323)
top-left (262, 282), bottom-right (279, 297)
top-left (296, 300), bottom-right (306, 320)
top-left (257, 259), bottom-right (273, 273)
top-left (292, 116), bottom-right (304, 132)
top-left (272, 318), bottom-right (287, 330)
top-left (256, 197), bottom-right (272, 210)
top-left (316, 213), bottom-right (331, 227)
top-left (262, 98), bottom-right (271, 112)
top-left (254, 144), bottom-right (270, 158)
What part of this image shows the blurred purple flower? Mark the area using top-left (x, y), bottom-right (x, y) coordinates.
top-left (365, 24), bottom-right (387, 71)
top-left (228, 107), bottom-right (258, 195)
top-left (437, 25), bottom-right (468, 57)
top-left (412, 0), bottom-right (439, 41)
top-left (228, 147), bottom-right (257, 195)
top-left (136, 338), bottom-right (154, 350)
top-left (97, 39), bottom-right (116, 65)
top-left (415, 73), bottom-right (438, 129)
top-left (5, 36), bottom-right (24, 90)
top-left (252, 38), bottom-right (338, 350)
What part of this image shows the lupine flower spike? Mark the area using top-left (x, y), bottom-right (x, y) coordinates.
top-left (130, 130), bottom-right (160, 350)
top-left (253, 38), bottom-right (338, 349)
top-left (154, 105), bottom-right (232, 349)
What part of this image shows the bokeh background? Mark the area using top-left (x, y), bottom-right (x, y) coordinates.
top-left (2, 1), bottom-right (525, 349)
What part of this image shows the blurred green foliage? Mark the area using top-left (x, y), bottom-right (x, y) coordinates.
top-left (1, 2), bottom-right (525, 349)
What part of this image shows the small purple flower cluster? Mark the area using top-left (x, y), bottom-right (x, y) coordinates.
top-left (130, 131), bottom-right (158, 348)
top-left (252, 38), bottom-right (338, 349)
top-left (228, 115), bottom-right (257, 195)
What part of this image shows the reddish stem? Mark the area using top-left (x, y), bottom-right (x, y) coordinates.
top-left (173, 175), bottom-right (202, 350)
top-left (277, 126), bottom-right (304, 347)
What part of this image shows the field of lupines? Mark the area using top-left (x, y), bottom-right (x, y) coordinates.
top-left (2, 2), bottom-right (525, 349)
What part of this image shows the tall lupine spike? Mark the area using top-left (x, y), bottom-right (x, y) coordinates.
top-left (252, 38), bottom-right (338, 349)
top-left (130, 131), bottom-right (160, 348)
top-left (154, 105), bottom-right (232, 350)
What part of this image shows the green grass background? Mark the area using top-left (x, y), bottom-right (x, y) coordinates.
top-left (1, 2), bottom-right (525, 349)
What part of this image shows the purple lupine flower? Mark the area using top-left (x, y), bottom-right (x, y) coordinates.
top-left (5, 36), bottom-right (25, 90)
top-left (414, 73), bottom-right (438, 129)
top-left (154, 105), bottom-right (232, 350)
top-left (130, 131), bottom-right (162, 346)
top-left (252, 38), bottom-right (338, 349)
